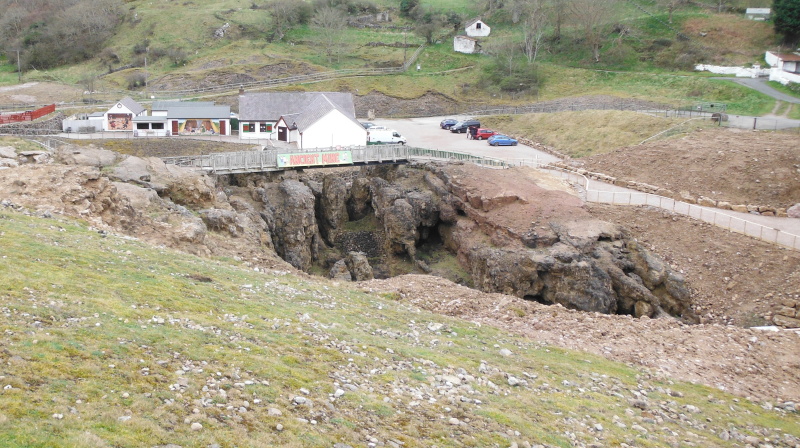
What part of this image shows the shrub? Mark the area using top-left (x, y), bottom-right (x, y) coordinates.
top-left (126, 72), bottom-right (147, 89)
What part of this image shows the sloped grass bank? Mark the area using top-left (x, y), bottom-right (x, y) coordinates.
top-left (481, 110), bottom-right (714, 158)
top-left (0, 209), bottom-right (797, 447)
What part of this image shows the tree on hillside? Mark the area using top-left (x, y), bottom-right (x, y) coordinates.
top-left (657, 0), bottom-right (687, 24)
top-left (267, 0), bottom-right (312, 41)
top-left (522, 0), bottom-right (548, 63)
top-left (481, 38), bottom-right (540, 93)
top-left (568, 0), bottom-right (617, 62)
top-left (548, 0), bottom-right (567, 41)
top-left (312, 6), bottom-right (348, 63)
top-left (774, 0), bottom-right (800, 44)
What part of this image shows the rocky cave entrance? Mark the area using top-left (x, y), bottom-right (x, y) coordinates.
top-left (226, 163), bottom-right (696, 323)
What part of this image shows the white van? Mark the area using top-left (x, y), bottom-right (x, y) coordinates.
top-left (367, 128), bottom-right (406, 145)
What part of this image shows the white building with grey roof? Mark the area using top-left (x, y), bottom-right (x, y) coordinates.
top-left (271, 93), bottom-right (367, 149)
top-left (238, 92), bottom-right (363, 146)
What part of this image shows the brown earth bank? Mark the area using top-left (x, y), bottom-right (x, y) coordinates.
top-left (361, 274), bottom-right (800, 404)
top-left (586, 204), bottom-right (800, 328)
top-left (578, 128), bottom-right (800, 209)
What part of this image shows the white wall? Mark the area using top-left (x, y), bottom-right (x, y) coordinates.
top-left (769, 67), bottom-right (800, 85)
top-left (103, 102), bottom-right (139, 131)
top-left (465, 21), bottom-right (490, 37)
top-left (765, 51), bottom-right (780, 67)
top-left (695, 64), bottom-right (768, 78)
top-left (300, 110), bottom-right (367, 149)
top-left (240, 120), bottom-right (278, 140)
top-left (454, 37), bottom-right (477, 54)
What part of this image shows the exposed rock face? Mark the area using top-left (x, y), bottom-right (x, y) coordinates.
top-left (261, 180), bottom-right (320, 270)
top-left (347, 176), bottom-right (372, 220)
top-left (344, 163), bottom-right (696, 321)
top-left (319, 175), bottom-right (348, 245)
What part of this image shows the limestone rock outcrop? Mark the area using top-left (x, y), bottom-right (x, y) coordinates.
top-left (260, 180), bottom-right (320, 271)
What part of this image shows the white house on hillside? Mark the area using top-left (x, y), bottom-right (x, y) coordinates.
top-left (464, 18), bottom-right (490, 37)
top-left (103, 97), bottom-right (146, 131)
top-left (765, 51), bottom-right (800, 85)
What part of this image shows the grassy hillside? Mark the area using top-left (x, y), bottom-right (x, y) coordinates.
top-left (0, 0), bottom-right (783, 117)
top-left (1, 207), bottom-right (798, 447)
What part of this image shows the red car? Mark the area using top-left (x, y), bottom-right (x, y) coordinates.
top-left (472, 128), bottom-right (497, 140)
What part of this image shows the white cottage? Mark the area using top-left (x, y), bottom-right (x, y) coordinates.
top-left (238, 92), bottom-right (364, 147)
top-left (454, 35), bottom-right (480, 54)
top-left (103, 97), bottom-right (146, 131)
top-left (464, 18), bottom-right (490, 38)
top-left (273, 94), bottom-right (366, 149)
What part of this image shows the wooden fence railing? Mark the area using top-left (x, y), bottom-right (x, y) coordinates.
top-left (0, 104), bottom-right (56, 124)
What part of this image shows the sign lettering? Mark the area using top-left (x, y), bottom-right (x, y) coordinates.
top-left (278, 151), bottom-right (352, 168)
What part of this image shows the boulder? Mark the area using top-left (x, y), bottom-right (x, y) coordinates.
top-left (788, 203), bottom-right (800, 219)
top-left (147, 157), bottom-right (218, 209)
top-left (112, 182), bottom-right (159, 210)
top-left (199, 209), bottom-right (244, 237)
top-left (329, 259), bottom-right (352, 281)
top-left (113, 156), bottom-right (152, 183)
top-left (345, 251), bottom-right (374, 281)
top-left (0, 146), bottom-right (16, 159)
top-left (56, 145), bottom-right (117, 167)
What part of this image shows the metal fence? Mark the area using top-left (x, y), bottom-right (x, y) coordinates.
top-left (542, 167), bottom-right (800, 251)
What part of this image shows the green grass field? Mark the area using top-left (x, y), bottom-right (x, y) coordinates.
top-left (0, 206), bottom-right (797, 447)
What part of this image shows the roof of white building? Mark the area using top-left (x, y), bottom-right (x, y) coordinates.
top-left (239, 92), bottom-right (356, 121)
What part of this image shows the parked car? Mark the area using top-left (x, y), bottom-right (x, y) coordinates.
top-left (473, 128), bottom-right (497, 140)
top-left (439, 118), bottom-right (458, 129)
top-left (361, 122), bottom-right (377, 129)
top-left (450, 119), bottom-right (480, 133)
top-left (487, 134), bottom-right (518, 146)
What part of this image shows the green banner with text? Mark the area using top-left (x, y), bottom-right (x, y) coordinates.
top-left (277, 150), bottom-right (353, 168)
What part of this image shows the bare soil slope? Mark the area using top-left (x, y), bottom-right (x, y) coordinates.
top-left (579, 128), bottom-right (800, 208)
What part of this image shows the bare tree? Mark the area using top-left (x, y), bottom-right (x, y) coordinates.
top-left (568, 0), bottom-right (617, 62)
top-left (267, 0), bottom-right (311, 41)
top-left (522, 0), bottom-right (547, 63)
top-left (657, 0), bottom-right (687, 23)
top-left (312, 6), bottom-right (348, 63)
top-left (484, 37), bottom-right (521, 76)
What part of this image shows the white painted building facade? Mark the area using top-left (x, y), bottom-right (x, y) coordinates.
top-left (454, 35), bottom-right (480, 54)
top-left (464, 18), bottom-right (490, 37)
top-left (103, 97), bottom-right (146, 131)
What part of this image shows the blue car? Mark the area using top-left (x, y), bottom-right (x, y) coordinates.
top-left (440, 118), bottom-right (458, 129)
top-left (487, 134), bottom-right (518, 146)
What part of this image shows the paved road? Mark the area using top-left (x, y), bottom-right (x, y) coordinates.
top-left (714, 77), bottom-right (800, 104)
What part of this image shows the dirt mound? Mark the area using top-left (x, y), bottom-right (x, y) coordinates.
top-left (361, 274), bottom-right (800, 403)
top-left (579, 128), bottom-right (800, 208)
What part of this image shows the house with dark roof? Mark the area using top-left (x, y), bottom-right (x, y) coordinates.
top-left (103, 97), bottom-right (146, 131)
top-left (238, 92), bottom-right (366, 148)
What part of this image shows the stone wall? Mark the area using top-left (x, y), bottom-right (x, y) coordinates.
top-left (773, 297), bottom-right (800, 328)
top-left (0, 112), bottom-right (64, 135)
